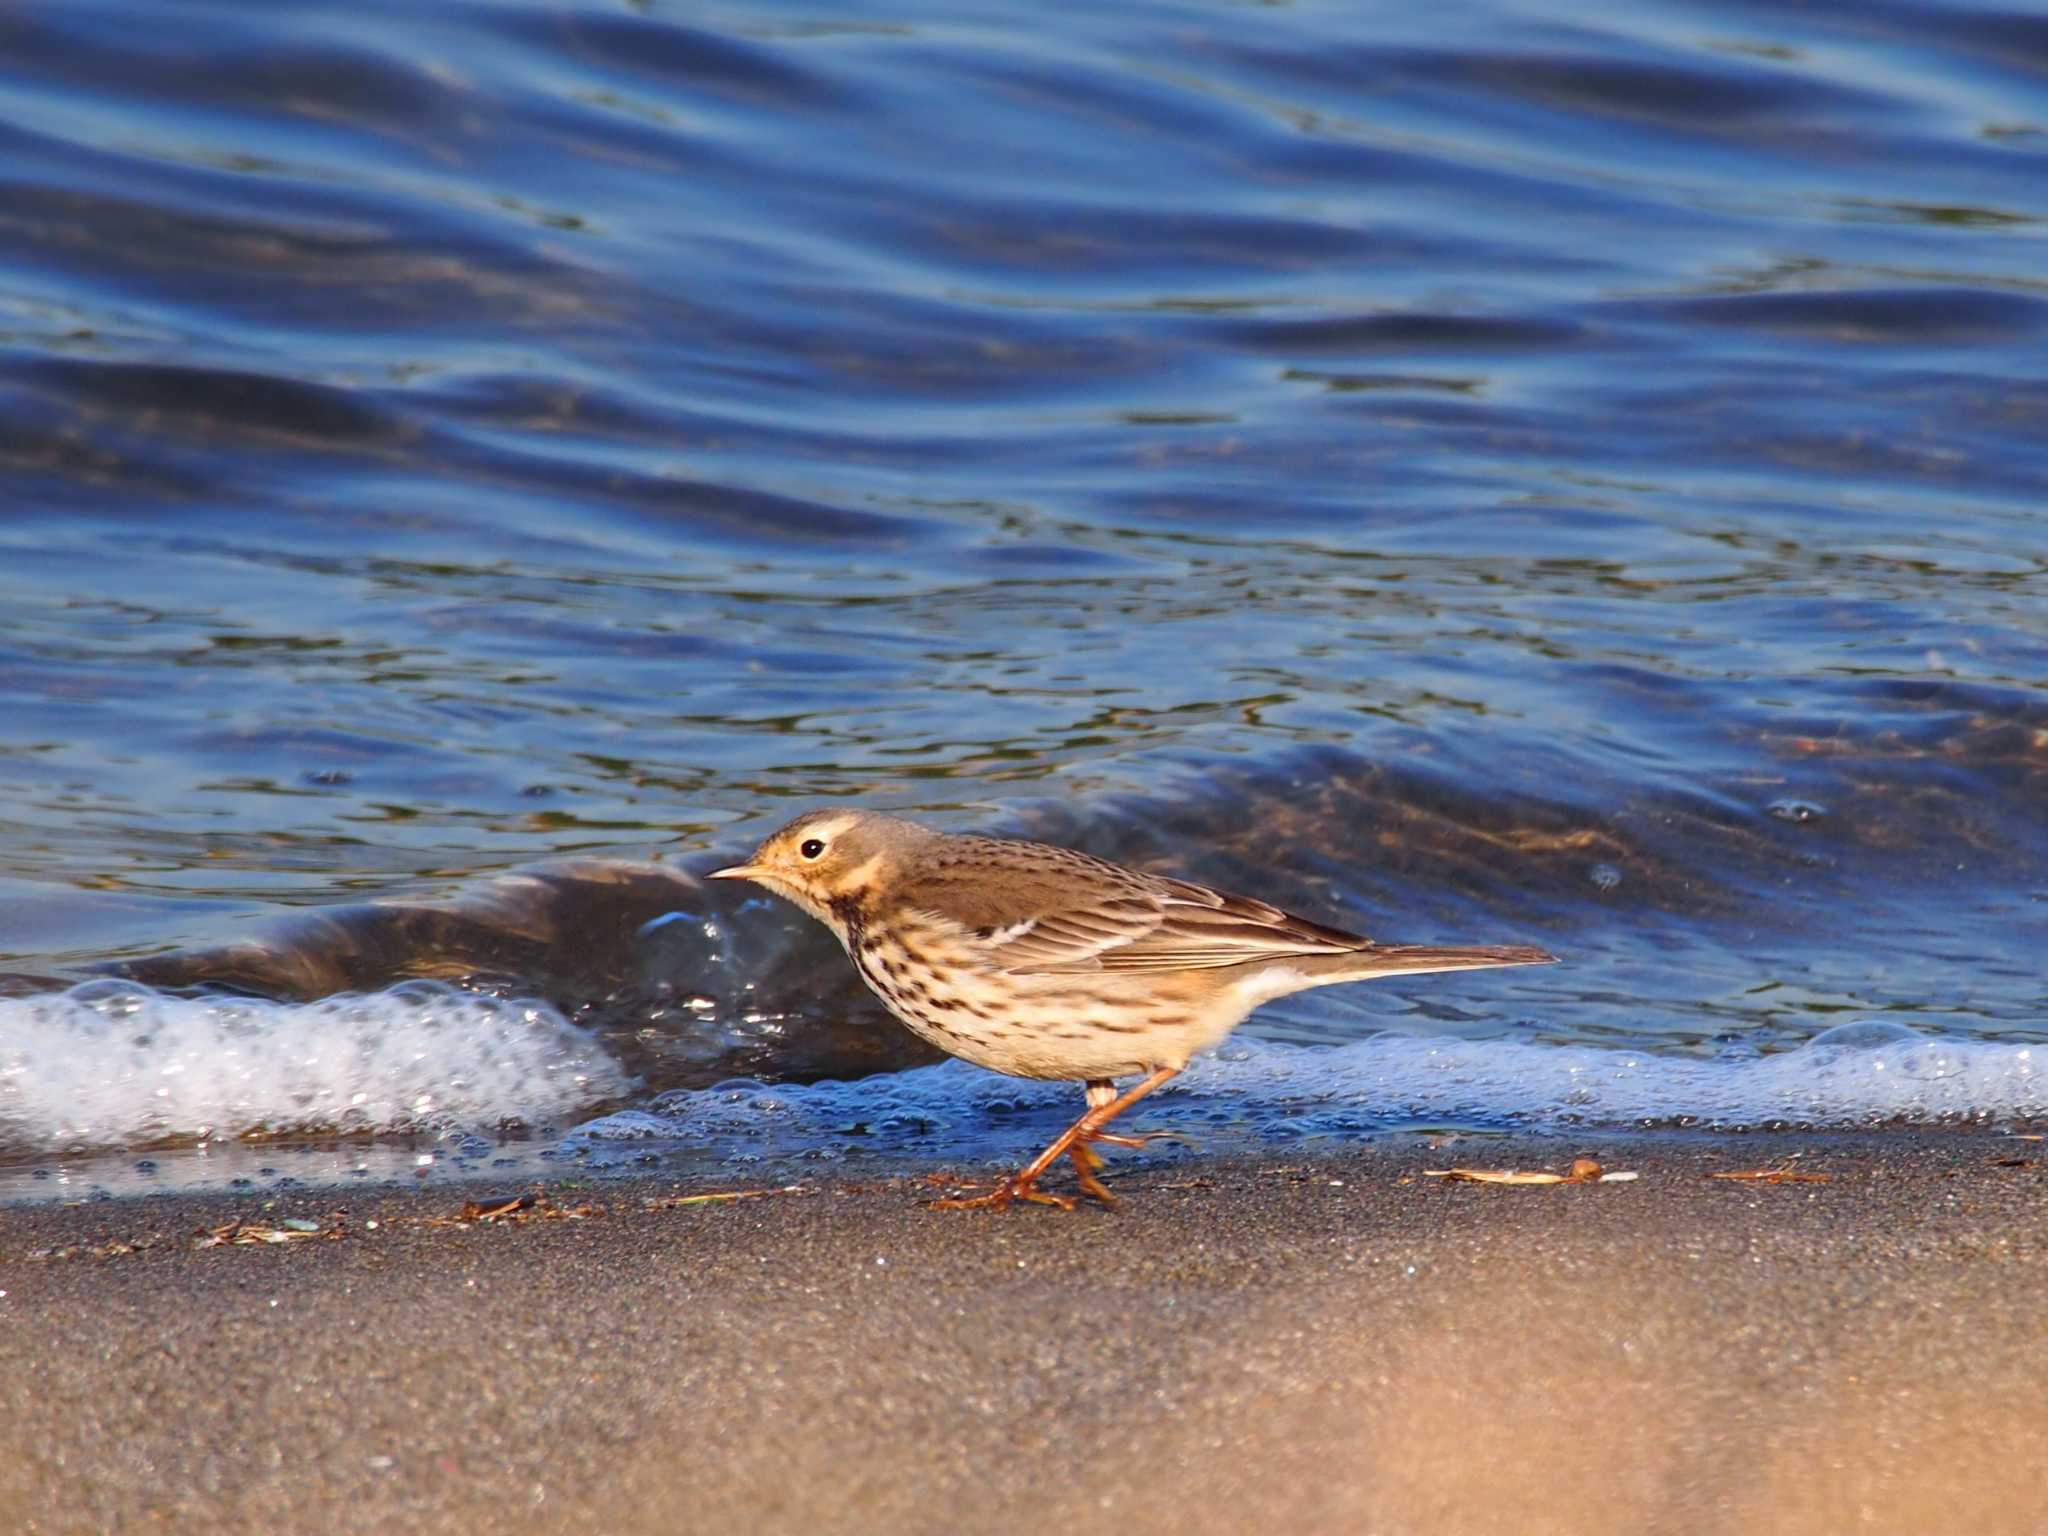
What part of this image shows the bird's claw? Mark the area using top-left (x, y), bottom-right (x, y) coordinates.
top-left (927, 1174), bottom-right (1077, 1212)
top-left (1066, 1141), bottom-right (1120, 1209)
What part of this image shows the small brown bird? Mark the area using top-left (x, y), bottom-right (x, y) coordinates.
top-left (710, 810), bottom-right (1555, 1210)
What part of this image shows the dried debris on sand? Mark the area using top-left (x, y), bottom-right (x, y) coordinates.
top-left (11, 1185), bottom-right (816, 1262)
top-left (1705, 1162), bottom-right (1831, 1185)
top-left (643, 1185), bottom-right (813, 1209)
top-left (1423, 1158), bottom-right (1636, 1186)
top-left (414, 1192), bottom-right (601, 1228)
top-left (197, 1215), bottom-right (349, 1248)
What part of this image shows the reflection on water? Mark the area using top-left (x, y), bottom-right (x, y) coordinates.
top-left (1, 0), bottom-right (2044, 1182)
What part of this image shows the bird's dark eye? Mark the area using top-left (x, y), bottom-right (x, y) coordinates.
top-left (799, 838), bottom-right (826, 860)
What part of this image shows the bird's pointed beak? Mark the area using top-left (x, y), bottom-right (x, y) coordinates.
top-left (706, 863), bottom-right (762, 882)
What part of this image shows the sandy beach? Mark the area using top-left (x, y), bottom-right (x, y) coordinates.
top-left (3, 1132), bottom-right (2042, 1535)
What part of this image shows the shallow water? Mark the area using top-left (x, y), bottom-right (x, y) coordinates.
top-left (2, 0), bottom-right (2045, 1195)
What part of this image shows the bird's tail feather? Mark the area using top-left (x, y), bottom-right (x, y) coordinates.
top-left (1332, 942), bottom-right (1557, 980)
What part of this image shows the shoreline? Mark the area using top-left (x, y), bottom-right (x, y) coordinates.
top-left (4, 1130), bottom-right (2043, 1534)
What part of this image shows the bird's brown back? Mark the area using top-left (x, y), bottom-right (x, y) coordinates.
top-left (885, 832), bottom-right (1382, 976)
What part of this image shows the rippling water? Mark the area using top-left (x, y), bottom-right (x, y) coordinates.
top-left (2, 0), bottom-right (2044, 1192)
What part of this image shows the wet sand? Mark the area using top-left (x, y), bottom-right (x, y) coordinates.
top-left (3, 1133), bottom-right (2043, 1535)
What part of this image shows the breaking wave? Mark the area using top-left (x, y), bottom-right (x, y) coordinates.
top-left (0, 980), bottom-right (632, 1154)
top-left (568, 1022), bottom-right (2045, 1167)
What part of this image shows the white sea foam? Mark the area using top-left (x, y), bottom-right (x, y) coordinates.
top-left (566, 1022), bottom-right (2046, 1165)
top-left (4, 979), bottom-right (2039, 1170)
top-left (0, 980), bottom-right (632, 1153)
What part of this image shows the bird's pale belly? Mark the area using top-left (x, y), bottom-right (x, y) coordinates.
top-left (846, 929), bottom-right (1238, 1082)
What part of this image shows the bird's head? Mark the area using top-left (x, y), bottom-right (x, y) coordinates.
top-left (707, 810), bottom-right (933, 929)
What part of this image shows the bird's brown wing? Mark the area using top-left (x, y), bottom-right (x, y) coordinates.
top-left (891, 835), bottom-right (1371, 975)
top-left (1068, 878), bottom-right (1368, 973)
top-left (978, 874), bottom-right (1370, 976)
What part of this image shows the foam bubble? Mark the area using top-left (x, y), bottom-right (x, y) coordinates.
top-left (0, 980), bottom-right (632, 1154)
top-left (565, 1024), bottom-right (2045, 1167)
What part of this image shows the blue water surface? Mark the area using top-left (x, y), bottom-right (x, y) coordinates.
top-left (0, 0), bottom-right (2044, 1178)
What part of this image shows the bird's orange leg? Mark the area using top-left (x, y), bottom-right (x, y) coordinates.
top-left (930, 1066), bottom-right (1181, 1212)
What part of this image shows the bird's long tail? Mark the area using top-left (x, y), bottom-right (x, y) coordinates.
top-left (1334, 942), bottom-right (1557, 980)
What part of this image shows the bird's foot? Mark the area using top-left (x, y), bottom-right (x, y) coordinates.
top-left (927, 1171), bottom-right (1077, 1212)
top-left (1066, 1140), bottom-right (1120, 1210)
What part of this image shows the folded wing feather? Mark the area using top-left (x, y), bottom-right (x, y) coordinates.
top-left (985, 880), bottom-right (1368, 975)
